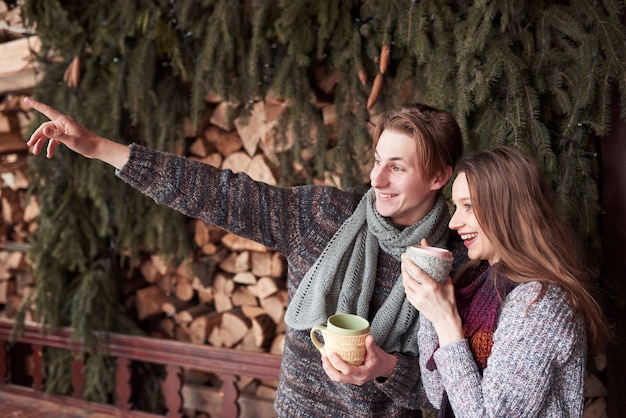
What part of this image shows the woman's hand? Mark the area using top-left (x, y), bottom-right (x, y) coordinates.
top-left (401, 253), bottom-right (463, 346)
top-left (24, 97), bottom-right (130, 169)
top-left (321, 335), bottom-right (396, 386)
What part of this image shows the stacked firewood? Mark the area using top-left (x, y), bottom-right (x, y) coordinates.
top-left (0, 98), bottom-right (35, 322)
top-left (133, 221), bottom-right (288, 356)
top-left (0, 48), bottom-right (38, 322)
top-left (0, 0), bottom-right (42, 324)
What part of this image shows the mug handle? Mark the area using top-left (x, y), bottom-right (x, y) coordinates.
top-left (310, 325), bottom-right (326, 353)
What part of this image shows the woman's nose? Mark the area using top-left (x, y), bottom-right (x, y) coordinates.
top-left (449, 210), bottom-right (461, 230)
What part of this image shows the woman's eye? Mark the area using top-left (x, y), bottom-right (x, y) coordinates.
top-left (465, 204), bottom-right (473, 211)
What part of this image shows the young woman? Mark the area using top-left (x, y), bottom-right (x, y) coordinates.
top-left (26, 97), bottom-right (465, 417)
top-left (402, 146), bottom-right (609, 417)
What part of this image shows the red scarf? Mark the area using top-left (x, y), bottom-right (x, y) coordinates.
top-left (427, 262), bottom-right (516, 417)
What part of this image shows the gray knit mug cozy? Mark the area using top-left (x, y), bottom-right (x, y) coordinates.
top-left (405, 245), bottom-right (453, 283)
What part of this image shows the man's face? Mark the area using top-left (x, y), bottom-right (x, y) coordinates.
top-left (369, 129), bottom-right (443, 226)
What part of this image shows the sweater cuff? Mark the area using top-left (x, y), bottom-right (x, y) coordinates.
top-left (375, 352), bottom-right (420, 401)
top-left (115, 143), bottom-right (150, 185)
top-left (433, 339), bottom-right (480, 384)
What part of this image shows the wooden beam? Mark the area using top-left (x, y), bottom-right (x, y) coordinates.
top-left (0, 319), bottom-right (282, 381)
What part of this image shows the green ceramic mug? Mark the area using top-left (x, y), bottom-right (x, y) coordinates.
top-left (310, 313), bottom-right (370, 366)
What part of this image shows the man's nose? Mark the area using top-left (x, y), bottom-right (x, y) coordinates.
top-left (370, 166), bottom-right (387, 187)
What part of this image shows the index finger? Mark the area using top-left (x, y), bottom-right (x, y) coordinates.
top-left (24, 96), bottom-right (62, 121)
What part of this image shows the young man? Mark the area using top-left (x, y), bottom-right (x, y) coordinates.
top-left (26, 97), bottom-right (464, 417)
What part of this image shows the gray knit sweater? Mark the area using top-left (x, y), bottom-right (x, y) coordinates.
top-left (418, 281), bottom-right (587, 417)
top-left (116, 144), bottom-right (466, 417)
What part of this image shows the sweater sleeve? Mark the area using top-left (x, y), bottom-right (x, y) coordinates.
top-left (431, 283), bottom-right (586, 417)
top-left (417, 314), bottom-right (445, 408)
top-left (115, 144), bottom-right (358, 257)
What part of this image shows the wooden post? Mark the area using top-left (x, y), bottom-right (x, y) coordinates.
top-left (115, 356), bottom-right (132, 410)
top-left (220, 373), bottom-right (239, 418)
top-left (0, 341), bottom-right (6, 383)
top-left (163, 364), bottom-right (183, 418)
top-left (71, 355), bottom-right (84, 399)
top-left (603, 88), bottom-right (626, 418)
top-left (31, 344), bottom-right (43, 391)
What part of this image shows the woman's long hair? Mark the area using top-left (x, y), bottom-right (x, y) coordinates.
top-left (456, 146), bottom-right (609, 352)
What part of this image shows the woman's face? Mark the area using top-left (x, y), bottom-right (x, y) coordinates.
top-left (449, 172), bottom-right (500, 264)
top-left (369, 129), bottom-right (447, 226)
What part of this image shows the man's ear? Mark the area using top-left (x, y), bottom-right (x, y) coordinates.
top-left (430, 166), bottom-right (453, 191)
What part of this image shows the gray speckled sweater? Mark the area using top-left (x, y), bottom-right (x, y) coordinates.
top-left (116, 144), bottom-right (466, 417)
top-left (418, 281), bottom-right (587, 417)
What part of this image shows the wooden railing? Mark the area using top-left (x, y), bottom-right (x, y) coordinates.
top-left (0, 319), bottom-right (282, 417)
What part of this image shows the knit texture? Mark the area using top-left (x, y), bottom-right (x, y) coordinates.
top-left (116, 144), bottom-right (467, 417)
top-left (405, 246), bottom-right (453, 283)
top-left (426, 263), bottom-right (517, 417)
top-left (285, 189), bottom-right (449, 355)
top-left (418, 274), bottom-right (587, 417)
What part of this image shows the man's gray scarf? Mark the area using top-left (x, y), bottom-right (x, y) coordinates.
top-left (285, 188), bottom-right (450, 356)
